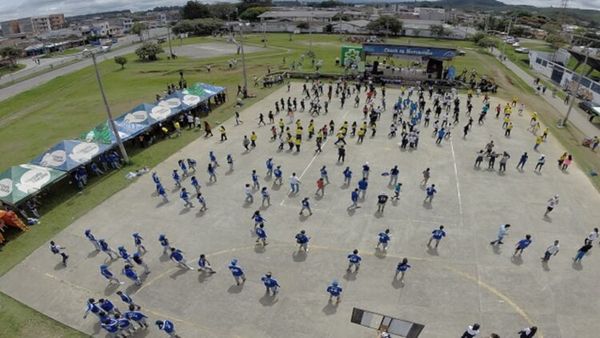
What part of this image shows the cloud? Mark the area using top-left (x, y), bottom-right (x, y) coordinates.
top-left (495, 0), bottom-right (598, 10)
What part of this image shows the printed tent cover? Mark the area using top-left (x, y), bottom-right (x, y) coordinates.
top-left (0, 164), bottom-right (67, 205)
top-left (184, 83), bottom-right (225, 102)
top-left (161, 91), bottom-right (200, 112)
top-left (113, 103), bottom-right (159, 140)
top-left (31, 139), bottom-right (112, 172)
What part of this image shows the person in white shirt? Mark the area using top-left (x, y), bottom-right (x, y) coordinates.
top-left (289, 173), bottom-right (300, 193)
top-left (490, 224), bottom-right (511, 245)
top-left (461, 323), bottom-right (480, 338)
top-left (541, 240), bottom-right (560, 262)
top-left (584, 227), bottom-right (599, 245)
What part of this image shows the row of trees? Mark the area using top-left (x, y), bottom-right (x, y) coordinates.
top-left (181, 0), bottom-right (272, 22)
top-left (0, 46), bottom-right (22, 67)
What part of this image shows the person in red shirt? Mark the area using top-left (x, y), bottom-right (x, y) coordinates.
top-left (315, 178), bottom-right (325, 196)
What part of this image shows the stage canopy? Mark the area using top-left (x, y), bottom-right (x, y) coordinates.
top-left (0, 164), bottom-right (67, 205)
top-left (362, 44), bottom-right (457, 60)
top-left (31, 140), bottom-right (112, 172)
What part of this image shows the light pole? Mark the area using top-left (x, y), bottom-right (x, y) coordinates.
top-left (167, 23), bottom-right (174, 58)
top-left (261, 18), bottom-right (267, 48)
top-left (558, 44), bottom-right (591, 128)
top-left (238, 22), bottom-right (249, 97)
top-left (307, 17), bottom-right (312, 54)
top-left (88, 51), bottom-right (129, 163)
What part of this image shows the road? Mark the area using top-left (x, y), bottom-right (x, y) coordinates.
top-left (0, 28), bottom-right (168, 102)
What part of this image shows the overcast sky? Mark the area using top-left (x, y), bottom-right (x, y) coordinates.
top-left (0, 0), bottom-right (597, 22)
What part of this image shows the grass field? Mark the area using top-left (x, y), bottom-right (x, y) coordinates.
top-left (0, 32), bottom-right (593, 337)
top-left (0, 64), bottom-right (26, 77)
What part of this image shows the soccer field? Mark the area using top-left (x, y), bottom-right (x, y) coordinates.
top-left (2, 83), bottom-right (599, 338)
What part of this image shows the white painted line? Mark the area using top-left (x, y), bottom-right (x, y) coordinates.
top-left (449, 138), bottom-right (464, 217)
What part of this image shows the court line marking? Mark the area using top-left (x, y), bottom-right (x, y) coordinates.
top-left (449, 138), bottom-right (464, 217)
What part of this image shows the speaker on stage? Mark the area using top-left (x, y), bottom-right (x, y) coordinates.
top-left (373, 60), bottom-right (379, 74)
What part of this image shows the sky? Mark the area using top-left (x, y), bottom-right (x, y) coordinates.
top-left (0, 0), bottom-right (597, 22)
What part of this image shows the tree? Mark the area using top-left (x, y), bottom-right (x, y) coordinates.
top-left (239, 7), bottom-right (269, 22)
top-left (131, 22), bottom-right (147, 42)
top-left (172, 18), bottom-right (224, 36)
top-left (238, 0), bottom-right (272, 13)
top-left (0, 46), bottom-right (22, 66)
top-left (114, 56), bottom-right (127, 69)
top-left (430, 24), bottom-right (450, 39)
top-left (476, 37), bottom-right (498, 48)
top-left (181, 1), bottom-right (211, 20)
top-left (545, 33), bottom-right (567, 49)
top-left (332, 13), bottom-right (350, 21)
top-left (135, 42), bottom-right (164, 61)
top-left (367, 16), bottom-right (402, 36)
top-left (209, 3), bottom-right (238, 20)
top-left (297, 22), bottom-right (309, 30)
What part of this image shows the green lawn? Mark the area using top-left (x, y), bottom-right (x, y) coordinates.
top-left (0, 63), bottom-right (26, 77)
top-left (0, 33), bottom-right (578, 337)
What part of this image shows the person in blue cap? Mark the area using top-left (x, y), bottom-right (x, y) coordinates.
top-left (266, 158), bottom-right (274, 177)
top-left (179, 188), bottom-right (193, 208)
top-left (158, 234), bottom-right (170, 255)
top-left (394, 258), bottom-right (411, 282)
top-left (156, 319), bottom-right (180, 337)
top-left (376, 229), bottom-right (391, 251)
top-left (261, 272), bottom-right (280, 295)
top-left (172, 169), bottom-right (181, 188)
top-left (343, 166), bottom-right (353, 186)
top-left (98, 239), bottom-right (118, 259)
top-left (255, 224), bottom-right (268, 246)
top-left (348, 188), bottom-right (360, 209)
top-left (170, 248), bottom-right (194, 270)
top-left (116, 291), bottom-right (140, 310)
top-left (124, 304), bottom-right (148, 329)
top-left (326, 280), bottom-right (342, 303)
top-left (118, 246), bottom-right (133, 264)
top-left (291, 229), bottom-right (308, 252)
top-left (228, 259), bottom-right (247, 285)
top-left (190, 176), bottom-right (201, 194)
top-left (132, 233), bottom-right (146, 255)
top-left (122, 264), bottom-right (142, 286)
top-left (427, 225), bottom-right (446, 249)
top-left (84, 229), bottom-right (101, 251)
top-left (100, 264), bottom-right (123, 285)
top-left (347, 249), bottom-right (362, 272)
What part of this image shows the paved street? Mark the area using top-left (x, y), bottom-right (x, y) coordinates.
top-left (1, 84), bottom-right (599, 338)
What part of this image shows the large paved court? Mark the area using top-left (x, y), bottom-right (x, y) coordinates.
top-left (2, 84), bottom-right (600, 338)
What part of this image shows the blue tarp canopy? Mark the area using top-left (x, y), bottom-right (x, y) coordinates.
top-left (114, 103), bottom-right (158, 140)
top-left (184, 83), bottom-right (225, 102)
top-left (31, 140), bottom-right (112, 172)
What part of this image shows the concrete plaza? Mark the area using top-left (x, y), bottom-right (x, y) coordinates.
top-left (2, 84), bottom-right (600, 338)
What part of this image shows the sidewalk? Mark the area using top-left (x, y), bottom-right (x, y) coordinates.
top-left (492, 48), bottom-right (600, 138)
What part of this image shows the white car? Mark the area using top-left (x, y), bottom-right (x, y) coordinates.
top-left (515, 47), bottom-right (529, 54)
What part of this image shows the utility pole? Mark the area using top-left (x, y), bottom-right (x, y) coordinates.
top-left (238, 22), bottom-right (249, 97)
top-left (501, 17), bottom-right (513, 61)
top-left (559, 44), bottom-right (591, 128)
top-left (308, 17), bottom-right (313, 54)
top-left (261, 18), bottom-right (267, 48)
top-left (166, 23), bottom-right (174, 58)
top-left (90, 52), bottom-right (129, 163)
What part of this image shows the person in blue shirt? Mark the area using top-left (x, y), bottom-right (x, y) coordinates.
top-left (156, 319), bottom-right (180, 337)
top-left (392, 182), bottom-right (402, 200)
top-left (320, 165), bottom-right (329, 184)
top-left (348, 188), bottom-right (360, 209)
top-left (152, 172), bottom-right (161, 185)
top-left (227, 154), bottom-right (233, 171)
top-left (116, 291), bottom-right (140, 310)
top-left (179, 188), bottom-right (193, 208)
top-left (84, 229), bottom-right (101, 251)
top-left (177, 159), bottom-right (188, 177)
top-left (228, 259), bottom-right (247, 285)
top-left (197, 254), bottom-right (216, 274)
top-left (424, 184), bottom-right (437, 203)
top-left (90, 162), bottom-right (104, 176)
top-left (266, 158), bottom-right (274, 177)
top-left (100, 264), bottom-right (123, 285)
top-left (362, 162), bottom-right (370, 179)
top-left (172, 169), bottom-right (181, 188)
top-left (394, 258), bottom-right (411, 281)
top-left (83, 298), bottom-right (100, 319)
top-left (252, 210), bottom-right (266, 228)
top-left (428, 225), bottom-right (446, 248)
top-left (357, 178), bottom-right (368, 199)
top-left (170, 248), bottom-right (194, 270)
top-left (261, 187), bottom-right (270, 207)
top-left (273, 165), bottom-right (283, 185)
top-left (132, 252), bottom-right (150, 275)
top-left (514, 234), bottom-right (532, 256)
top-left (100, 317), bottom-right (120, 337)
top-left (98, 298), bottom-right (121, 316)
top-left (98, 239), bottom-right (118, 259)
top-left (436, 128), bottom-right (446, 144)
top-left (158, 234), bottom-right (170, 255)
top-left (343, 166), bottom-right (352, 186)
top-left (389, 165), bottom-right (399, 186)
top-left (377, 229), bottom-right (391, 251)
top-left (251, 170), bottom-right (260, 189)
top-left (261, 272), bottom-right (280, 295)
top-left (124, 305), bottom-right (148, 329)
top-left (207, 163), bottom-right (217, 182)
top-left (186, 158), bottom-right (197, 172)
top-left (347, 249), bottom-right (362, 272)
top-left (190, 176), bottom-right (201, 194)
top-left (326, 280), bottom-right (342, 303)
top-left (114, 313), bottom-right (134, 336)
top-left (209, 151), bottom-right (219, 168)
top-left (122, 264), bottom-right (142, 286)
top-left (299, 197), bottom-right (312, 216)
top-left (132, 233), bottom-right (146, 255)
top-left (157, 183), bottom-right (168, 202)
top-left (118, 246), bottom-right (133, 264)
top-left (295, 230), bottom-right (310, 252)
top-left (255, 224), bottom-right (268, 246)
top-left (196, 193), bottom-right (207, 211)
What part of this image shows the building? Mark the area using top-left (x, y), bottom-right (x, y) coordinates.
top-left (258, 9), bottom-right (339, 23)
top-left (414, 7), bottom-right (446, 21)
top-left (1, 14), bottom-right (65, 37)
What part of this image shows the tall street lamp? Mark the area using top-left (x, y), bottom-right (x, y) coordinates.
top-left (86, 50), bottom-right (129, 163)
top-left (238, 21), bottom-right (250, 97)
top-left (558, 42), bottom-right (592, 128)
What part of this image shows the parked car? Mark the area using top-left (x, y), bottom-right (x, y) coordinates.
top-left (578, 100), bottom-right (600, 121)
top-left (515, 47), bottom-right (529, 54)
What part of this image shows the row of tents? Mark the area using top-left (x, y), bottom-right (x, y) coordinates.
top-left (0, 83), bottom-right (226, 207)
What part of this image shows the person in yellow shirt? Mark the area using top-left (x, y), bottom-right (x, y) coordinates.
top-left (250, 131), bottom-right (257, 148)
top-left (173, 121), bottom-right (181, 137)
top-left (219, 126), bottom-right (227, 141)
top-left (512, 96), bottom-right (518, 106)
top-left (534, 135), bottom-right (543, 151)
top-left (357, 127), bottom-right (366, 143)
top-left (295, 137), bottom-right (301, 152)
top-left (308, 120), bottom-right (315, 139)
top-left (502, 116), bottom-right (510, 129)
top-left (505, 122), bottom-right (513, 137)
top-left (278, 118), bottom-right (285, 134)
top-left (542, 128), bottom-right (549, 141)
